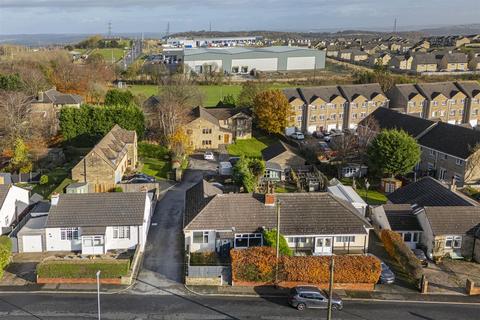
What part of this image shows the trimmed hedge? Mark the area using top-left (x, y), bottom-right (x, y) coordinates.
top-left (0, 236), bottom-right (12, 279)
top-left (380, 230), bottom-right (423, 280)
top-left (36, 259), bottom-right (130, 279)
top-left (231, 247), bottom-right (381, 284)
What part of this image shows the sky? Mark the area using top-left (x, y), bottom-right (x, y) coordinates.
top-left (0, 0), bottom-right (479, 35)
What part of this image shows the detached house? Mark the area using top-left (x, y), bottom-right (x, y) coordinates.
top-left (0, 185), bottom-right (29, 234)
top-left (45, 192), bottom-right (153, 255)
top-left (185, 106), bottom-right (252, 150)
top-left (71, 125), bottom-right (138, 192)
top-left (439, 53), bottom-right (468, 71)
top-left (261, 141), bottom-right (306, 180)
top-left (411, 54), bottom-right (438, 72)
top-left (184, 180), bottom-right (372, 256)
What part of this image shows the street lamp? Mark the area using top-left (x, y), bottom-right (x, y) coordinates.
top-left (96, 270), bottom-right (101, 320)
top-left (364, 178), bottom-right (370, 205)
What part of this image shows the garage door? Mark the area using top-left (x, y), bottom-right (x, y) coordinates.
top-left (287, 56), bottom-right (315, 70)
top-left (22, 235), bottom-right (43, 252)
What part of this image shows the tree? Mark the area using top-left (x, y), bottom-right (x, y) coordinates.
top-left (169, 128), bottom-right (193, 157)
top-left (0, 90), bottom-right (32, 147)
top-left (233, 157), bottom-right (266, 192)
top-left (218, 94), bottom-right (236, 107)
top-left (0, 73), bottom-right (23, 91)
top-left (367, 129), bottom-right (420, 177)
top-left (104, 89), bottom-right (135, 106)
top-left (253, 89), bottom-right (293, 134)
top-left (262, 229), bottom-right (293, 256)
top-left (7, 138), bottom-right (32, 173)
top-left (464, 144), bottom-right (480, 183)
top-left (237, 80), bottom-right (269, 107)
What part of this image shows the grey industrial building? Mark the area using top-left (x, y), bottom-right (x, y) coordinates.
top-left (181, 46), bottom-right (326, 74)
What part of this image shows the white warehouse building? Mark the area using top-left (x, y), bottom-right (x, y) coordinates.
top-left (182, 46), bottom-right (326, 75)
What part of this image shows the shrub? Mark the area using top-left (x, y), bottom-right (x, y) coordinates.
top-left (138, 142), bottom-right (170, 159)
top-left (262, 229), bottom-right (293, 256)
top-left (113, 186), bottom-right (123, 192)
top-left (0, 236), bottom-right (12, 279)
top-left (230, 247), bottom-right (381, 284)
top-left (39, 175), bottom-right (49, 185)
top-left (190, 252), bottom-right (227, 265)
top-left (36, 259), bottom-right (130, 279)
top-left (381, 229), bottom-right (423, 280)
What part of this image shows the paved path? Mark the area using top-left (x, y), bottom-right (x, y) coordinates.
top-left (132, 159), bottom-right (217, 295)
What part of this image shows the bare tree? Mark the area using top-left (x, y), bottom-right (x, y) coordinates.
top-left (464, 144), bottom-right (480, 184)
top-left (0, 90), bottom-right (32, 148)
top-left (357, 116), bottom-right (380, 160)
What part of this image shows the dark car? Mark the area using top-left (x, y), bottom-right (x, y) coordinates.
top-left (379, 261), bottom-right (395, 284)
top-left (288, 286), bottom-right (343, 311)
top-left (412, 249), bottom-right (429, 267)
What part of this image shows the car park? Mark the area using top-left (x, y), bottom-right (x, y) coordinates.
top-left (412, 249), bottom-right (429, 267)
top-left (288, 286), bottom-right (343, 311)
top-left (204, 151), bottom-right (215, 160)
top-left (290, 132), bottom-right (305, 140)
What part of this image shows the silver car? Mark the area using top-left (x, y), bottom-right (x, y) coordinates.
top-left (288, 286), bottom-right (343, 311)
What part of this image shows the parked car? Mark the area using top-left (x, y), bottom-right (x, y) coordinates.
top-left (204, 151), bottom-right (215, 160)
top-left (127, 177), bottom-right (152, 184)
top-left (290, 132), bottom-right (305, 140)
top-left (229, 157), bottom-right (240, 166)
top-left (412, 249), bottom-right (429, 267)
top-left (288, 286), bottom-right (343, 311)
top-left (211, 182), bottom-right (224, 190)
top-left (379, 261), bottom-right (395, 284)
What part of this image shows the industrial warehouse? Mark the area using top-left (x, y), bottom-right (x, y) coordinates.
top-left (179, 46), bottom-right (326, 75)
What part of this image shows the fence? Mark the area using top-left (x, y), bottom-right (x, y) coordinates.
top-left (186, 265), bottom-right (231, 286)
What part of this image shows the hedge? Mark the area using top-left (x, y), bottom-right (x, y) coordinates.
top-left (380, 230), bottom-right (423, 280)
top-left (231, 247), bottom-right (381, 284)
top-left (36, 259), bottom-right (130, 279)
top-left (0, 236), bottom-right (12, 279)
top-left (262, 229), bottom-right (293, 257)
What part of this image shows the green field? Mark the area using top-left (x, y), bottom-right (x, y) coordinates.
top-left (126, 83), bottom-right (295, 107)
top-left (93, 48), bottom-right (125, 62)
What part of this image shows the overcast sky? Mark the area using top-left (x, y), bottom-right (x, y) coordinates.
top-left (0, 0), bottom-right (479, 35)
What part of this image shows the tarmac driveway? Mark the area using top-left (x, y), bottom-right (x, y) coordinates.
top-left (132, 158), bottom-right (217, 295)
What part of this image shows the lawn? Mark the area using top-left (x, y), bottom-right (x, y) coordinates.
top-left (340, 178), bottom-right (388, 205)
top-left (227, 134), bottom-right (277, 158)
top-left (138, 142), bottom-right (172, 180)
top-left (93, 48), bottom-right (125, 63)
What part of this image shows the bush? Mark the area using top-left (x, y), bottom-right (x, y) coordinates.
top-left (138, 142), bottom-right (170, 159)
top-left (0, 236), bottom-right (12, 279)
top-left (190, 252), bottom-right (228, 265)
top-left (39, 175), bottom-right (49, 185)
top-left (262, 229), bottom-right (292, 256)
top-left (231, 247), bottom-right (381, 284)
top-left (36, 259), bottom-right (130, 279)
top-left (113, 186), bottom-right (123, 192)
top-left (381, 230), bottom-right (423, 280)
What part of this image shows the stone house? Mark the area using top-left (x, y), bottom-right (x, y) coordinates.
top-left (350, 50), bottom-right (369, 63)
top-left (455, 81), bottom-right (480, 127)
top-left (468, 57), bottom-right (480, 71)
top-left (389, 55), bottom-right (413, 70)
top-left (411, 54), bottom-right (438, 72)
top-left (185, 106), bottom-right (252, 150)
top-left (386, 84), bottom-right (426, 117)
top-left (184, 180), bottom-right (372, 255)
top-left (283, 88), bottom-right (305, 133)
top-left (71, 125), bottom-right (138, 192)
top-left (438, 53), bottom-right (469, 71)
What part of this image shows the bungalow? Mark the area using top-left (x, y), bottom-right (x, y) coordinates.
top-left (327, 179), bottom-right (367, 216)
top-left (416, 206), bottom-right (480, 260)
top-left (261, 141), bottom-right (305, 180)
top-left (44, 192), bottom-right (153, 255)
top-left (0, 184), bottom-right (29, 234)
top-left (71, 125), bottom-right (138, 192)
top-left (183, 180), bottom-right (372, 255)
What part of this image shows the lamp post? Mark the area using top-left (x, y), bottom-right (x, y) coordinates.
top-left (364, 178), bottom-right (370, 205)
top-left (96, 270), bottom-right (101, 320)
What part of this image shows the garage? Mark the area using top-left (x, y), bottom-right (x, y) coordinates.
top-left (22, 235), bottom-right (43, 252)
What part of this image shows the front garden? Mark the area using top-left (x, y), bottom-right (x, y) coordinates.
top-left (138, 142), bottom-right (174, 180)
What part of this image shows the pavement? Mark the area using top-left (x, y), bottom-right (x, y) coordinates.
top-left (0, 292), bottom-right (479, 319)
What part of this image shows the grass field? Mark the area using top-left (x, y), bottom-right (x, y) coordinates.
top-left (227, 134), bottom-right (277, 158)
top-left (126, 83), bottom-right (296, 107)
top-left (93, 48), bottom-right (125, 62)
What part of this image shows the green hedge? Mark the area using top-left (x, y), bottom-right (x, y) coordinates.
top-left (138, 142), bottom-right (170, 159)
top-left (36, 259), bottom-right (130, 279)
top-left (0, 236), bottom-right (12, 279)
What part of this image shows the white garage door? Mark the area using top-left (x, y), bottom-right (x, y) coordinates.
top-left (22, 235), bottom-right (43, 252)
top-left (287, 56), bottom-right (315, 70)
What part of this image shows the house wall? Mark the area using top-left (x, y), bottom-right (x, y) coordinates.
top-left (218, 114), bottom-right (253, 140)
top-left (418, 146), bottom-right (467, 185)
top-left (465, 94), bottom-right (480, 126)
top-left (432, 235), bottom-right (474, 259)
top-left (416, 210), bottom-right (435, 258)
top-left (306, 96), bottom-right (346, 133)
top-left (186, 117), bottom-right (231, 150)
top-left (184, 230), bottom-right (216, 253)
top-left (0, 186), bottom-right (29, 228)
top-left (46, 227), bottom-right (82, 251)
top-left (346, 94), bottom-right (387, 129)
top-left (104, 226), bottom-right (140, 251)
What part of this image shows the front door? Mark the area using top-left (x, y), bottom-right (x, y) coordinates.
top-left (82, 235), bottom-right (104, 255)
top-left (224, 134), bottom-right (230, 144)
top-left (314, 237), bottom-right (332, 255)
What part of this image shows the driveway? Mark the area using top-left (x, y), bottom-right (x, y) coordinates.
top-left (132, 158), bottom-right (217, 295)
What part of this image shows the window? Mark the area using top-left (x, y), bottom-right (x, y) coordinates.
top-left (350, 103), bottom-right (357, 109)
top-left (298, 106), bottom-right (303, 111)
top-left (473, 109), bottom-right (479, 115)
top-left (455, 159), bottom-right (464, 166)
top-left (331, 104), bottom-right (336, 109)
top-left (113, 226), bottom-right (130, 239)
top-left (241, 66), bottom-right (248, 73)
top-left (310, 105), bottom-right (317, 110)
top-left (297, 116), bottom-right (302, 122)
top-left (442, 101), bottom-right (447, 106)
top-left (433, 101), bottom-right (438, 107)
top-left (450, 110), bottom-right (456, 116)
top-left (193, 231), bottom-right (209, 244)
top-left (231, 66), bottom-right (239, 73)
top-left (319, 115), bottom-right (325, 120)
top-left (4, 216), bottom-right (9, 226)
top-left (61, 228), bottom-right (79, 240)
top-left (234, 233), bottom-right (262, 248)
top-left (339, 113), bottom-right (343, 119)
top-left (310, 116), bottom-right (316, 121)
top-left (336, 236), bottom-right (355, 243)
top-left (331, 114), bottom-right (336, 120)
top-left (202, 128), bottom-right (212, 134)
top-left (218, 135), bottom-right (222, 141)
top-left (429, 149), bottom-right (436, 157)
top-left (432, 111), bottom-right (437, 117)
top-left (451, 99), bottom-right (456, 105)
top-left (360, 112), bottom-right (366, 118)
top-left (453, 173), bottom-right (462, 183)
top-left (461, 99), bottom-right (465, 104)
top-left (445, 236), bottom-right (462, 249)
top-left (362, 102), bottom-right (367, 108)
top-left (352, 113), bottom-right (358, 119)
top-left (320, 104), bottom-right (326, 109)
top-left (202, 140), bottom-right (212, 146)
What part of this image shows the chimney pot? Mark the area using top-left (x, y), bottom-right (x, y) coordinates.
top-left (51, 193), bottom-right (60, 206)
top-left (265, 193), bottom-right (276, 206)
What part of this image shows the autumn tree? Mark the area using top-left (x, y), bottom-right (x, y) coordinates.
top-left (169, 128), bottom-right (193, 158)
top-left (7, 138), bottom-right (32, 173)
top-left (367, 129), bottom-right (420, 177)
top-left (237, 80), bottom-right (269, 107)
top-left (253, 89), bottom-right (293, 134)
top-left (0, 91), bottom-right (32, 148)
top-left (233, 157), bottom-right (266, 192)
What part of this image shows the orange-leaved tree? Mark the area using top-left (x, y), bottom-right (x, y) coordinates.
top-left (253, 89), bottom-right (293, 134)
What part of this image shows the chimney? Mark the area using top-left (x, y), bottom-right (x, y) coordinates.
top-left (450, 177), bottom-right (457, 191)
top-left (51, 193), bottom-right (60, 206)
top-left (38, 91), bottom-right (44, 102)
top-left (265, 193), bottom-right (276, 207)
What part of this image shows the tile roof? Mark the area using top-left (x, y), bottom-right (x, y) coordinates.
top-left (184, 180), bottom-right (223, 227)
top-left (360, 107), bottom-right (436, 138)
top-left (412, 53), bottom-right (438, 64)
top-left (455, 81), bottom-right (480, 99)
top-left (416, 82), bottom-right (464, 100)
top-left (188, 106), bottom-right (219, 126)
top-left (338, 83), bottom-right (385, 102)
top-left (46, 192), bottom-right (147, 228)
top-left (41, 89), bottom-right (83, 105)
top-left (202, 107), bottom-right (251, 120)
top-left (417, 121), bottom-right (480, 159)
top-left (387, 177), bottom-right (478, 207)
top-left (383, 204), bottom-right (422, 231)
top-left (392, 84), bottom-right (425, 101)
top-left (0, 184), bottom-right (11, 209)
top-left (299, 86), bottom-right (345, 104)
top-left (423, 206), bottom-right (480, 235)
top-left (184, 192), bottom-right (371, 235)
top-left (282, 88), bottom-right (303, 103)
top-left (442, 53), bottom-right (468, 63)
top-left (261, 141), bottom-right (302, 162)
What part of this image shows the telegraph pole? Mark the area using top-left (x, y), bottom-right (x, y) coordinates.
top-left (275, 198), bottom-right (281, 284)
top-left (327, 254), bottom-right (334, 320)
